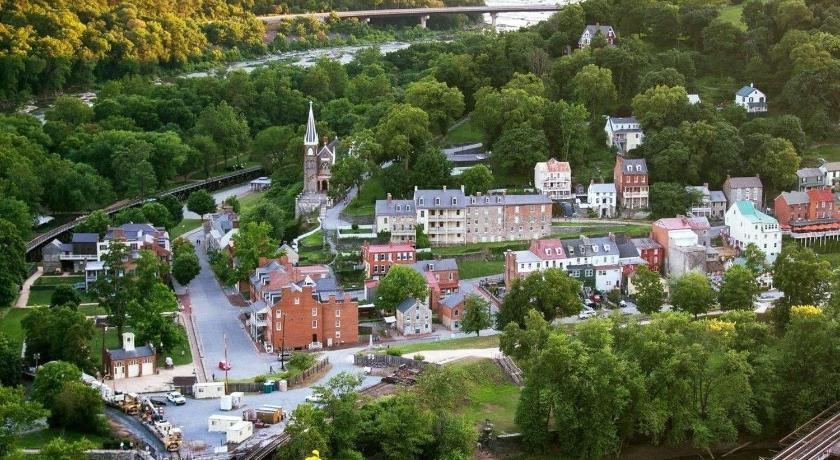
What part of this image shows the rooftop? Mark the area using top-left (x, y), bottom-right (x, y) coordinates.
top-left (72, 233), bottom-right (99, 243)
top-left (440, 292), bottom-right (465, 309)
top-left (363, 242), bottom-right (415, 253)
top-left (734, 200), bottom-right (778, 225)
top-left (736, 85), bottom-right (760, 97)
top-left (413, 188), bottom-right (466, 209)
top-left (410, 259), bottom-right (458, 273)
top-left (797, 167), bottom-right (823, 178)
top-left (397, 297), bottom-right (420, 314)
top-left (725, 176), bottom-right (763, 189)
top-left (588, 183), bottom-right (616, 194)
top-left (106, 345), bottom-right (155, 360)
top-left (536, 158), bottom-right (571, 173)
top-left (632, 237), bottom-right (661, 251)
top-left (374, 199), bottom-right (415, 216)
top-left (619, 158), bottom-right (648, 174)
top-left (780, 191), bottom-right (809, 205)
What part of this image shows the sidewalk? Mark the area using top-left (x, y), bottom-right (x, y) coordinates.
top-left (15, 266), bottom-right (43, 308)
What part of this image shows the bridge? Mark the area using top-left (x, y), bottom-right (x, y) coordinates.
top-left (258, 4), bottom-right (563, 28)
top-left (764, 402), bottom-right (840, 460)
top-left (26, 166), bottom-right (265, 256)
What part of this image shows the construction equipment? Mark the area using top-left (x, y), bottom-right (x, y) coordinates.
top-left (164, 427), bottom-right (183, 451)
top-left (114, 392), bottom-right (141, 415)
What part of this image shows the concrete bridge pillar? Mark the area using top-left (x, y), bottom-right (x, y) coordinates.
top-left (419, 14), bottom-right (430, 28)
top-left (490, 12), bottom-right (498, 28)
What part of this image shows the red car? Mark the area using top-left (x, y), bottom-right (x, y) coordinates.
top-left (218, 361), bottom-right (232, 370)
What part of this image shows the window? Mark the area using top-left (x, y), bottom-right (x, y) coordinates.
top-left (276, 311), bottom-right (282, 318)
top-left (336, 310), bottom-right (341, 317)
top-left (406, 205), bottom-right (411, 211)
top-left (435, 197), bottom-right (440, 205)
top-left (275, 323), bottom-right (282, 331)
top-left (448, 273), bottom-right (453, 280)
top-left (294, 297), bottom-right (300, 305)
top-left (452, 197), bottom-right (457, 205)
top-left (419, 197), bottom-right (424, 205)
top-left (585, 269), bottom-right (594, 277)
top-left (335, 331), bottom-right (341, 338)
top-left (336, 319), bottom-right (341, 327)
top-left (396, 205), bottom-right (401, 212)
top-left (312, 320), bottom-right (318, 329)
top-left (311, 308), bottom-right (318, 317)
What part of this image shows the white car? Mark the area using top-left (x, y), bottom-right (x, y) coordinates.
top-left (578, 308), bottom-right (596, 319)
top-left (305, 394), bottom-right (323, 404)
top-left (166, 391), bottom-right (186, 405)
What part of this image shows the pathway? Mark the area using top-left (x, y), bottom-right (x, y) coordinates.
top-left (182, 183), bottom-right (253, 219)
top-left (14, 267), bottom-right (43, 308)
top-left (322, 185), bottom-right (356, 231)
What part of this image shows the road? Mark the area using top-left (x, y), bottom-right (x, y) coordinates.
top-left (321, 185), bottom-right (356, 230)
top-left (182, 183), bottom-right (253, 219)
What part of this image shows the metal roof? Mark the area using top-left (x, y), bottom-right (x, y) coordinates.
top-left (106, 345), bottom-right (155, 360)
top-left (725, 176), bottom-right (762, 189)
top-left (374, 199), bottom-right (415, 216)
top-left (781, 191), bottom-right (809, 205)
top-left (736, 85), bottom-right (759, 97)
top-left (588, 183), bottom-right (616, 194)
top-left (413, 188), bottom-right (466, 209)
top-left (397, 297), bottom-right (420, 314)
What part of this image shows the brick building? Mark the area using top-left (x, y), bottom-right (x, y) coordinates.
top-left (465, 193), bottom-right (553, 243)
top-left (613, 157), bottom-right (649, 210)
top-left (374, 194), bottom-right (417, 243)
top-left (774, 189), bottom-right (840, 234)
top-left (360, 241), bottom-right (415, 279)
top-left (410, 259), bottom-right (459, 314)
top-left (631, 237), bottom-right (663, 273)
top-left (103, 332), bottom-right (156, 379)
top-left (249, 256), bottom-right (330, 303)
top-left (439, 292), bottom-right (465, 331)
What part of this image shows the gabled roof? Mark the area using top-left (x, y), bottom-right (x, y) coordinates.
top-left (106, 345), bottom-right (155, 360)
top-left (583, 24), bottom-right (615, 36)
top-left (588, 183), bottom-right (616, 194)
top-left (72, 233), bottom-right (99, 243)
top-left (560, 236), bottom-right (619, 258)
top-left (733, 200), bottom-right (777, 225)
top-left (413, 188), bottom-right (466, 209)
top-left (736, 85), bottom-right (760, 97)
top-left (632, 237), bottom-right (661, 251)
top-left (618, 157), bottom-right (648, 174)
top-left (536, 158), bottom-right (571, 173)
top-left (529, 239), bottom-right (566, 260)
top-left (397, 297), bottom-right (420, 314)
top-left (797, 167), bottom-right (823, 179)
top-left (725, 176), bottom-right (762, 189)
top-left (440, 292), bottom-right (465, 309)
top-left (710, 191), bottom-right (727, 203)
top-left (375, 199), bottom-right (415, 216)
top-left (821, 162), bottom-right (840, 172)
top-left (780, 191), bottom-right (809, 205)
top-left (410, 259), bottom-right (458, 273)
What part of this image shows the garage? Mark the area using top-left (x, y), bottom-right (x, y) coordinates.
top-left (113, 365), bottom-right (125, 379)
top-left (128, 363), bottom-right (140, 378)
top-left (103, 332), bottom-right (157, 380)
top-left (141, 362), bottom-right (154, 375)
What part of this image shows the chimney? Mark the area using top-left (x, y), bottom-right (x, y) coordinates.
top-left (322, 135), bottom-right (329, 146)
top-left (443, 185), bottom-right (447, 191)
top-left (476, 192), bottom-right (482, 197)
top-left (460, 184), bottom-right (465, 193)
top-left (750, 82), bottom-right (754, 88)
top-left (122, 332), bottom-right (135, 352)
top-left (387, 193), bottom-right (392, 203)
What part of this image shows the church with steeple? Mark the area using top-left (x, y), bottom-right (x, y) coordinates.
top-left (296, 102), bottom-right (337, 218)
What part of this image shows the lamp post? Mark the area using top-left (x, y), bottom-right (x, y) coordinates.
top-left (33, 352), bottom-right (40, 370)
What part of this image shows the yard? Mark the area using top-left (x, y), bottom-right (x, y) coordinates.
top-left (87, 323), bottom-right (192, 369)
top-left (431, 240), bottom-right (529, 257)
top-left (28, 276), bottom-right (97, 307)
top-left (171, 219), bottom-right (202, 239)
top-left (0, 308), bottom-right (28, 346)
top-left (551, 223), bottom-right (652, 239)
top-left (458, 260), bottom-right (504, 279)
top-left (238, 190), bottom-right (266, 214)
top-left (343, 175), bottom-right (385, 217)
top-left (34, 275), bottom-right (84, 286)
top-left (443, 118), bottom-right (483, 146)
top-left (388, 334), bottom-right (500, 355)
top-left (449, 358), bottom-right (521, 434)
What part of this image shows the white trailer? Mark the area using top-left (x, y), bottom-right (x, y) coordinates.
top-left (220, 395), bottom-right (233, 411)
top-left (226, 421), bottom-right (254, 444)
top-left (208, 415), bottom-right (242, 433)
top-left (193, 382), bottom-right (225, 399)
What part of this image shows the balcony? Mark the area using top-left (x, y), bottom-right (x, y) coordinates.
top-left (429, 226), bottom-right (463, 234)
top-left (59, 254), bottom-right (98, 261)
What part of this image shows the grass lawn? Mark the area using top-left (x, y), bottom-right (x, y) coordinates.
top-left (158, 324), bottom-right (193, 367)
top-left (551, 223), bottom-right (652, 239)
top-left (34, 275), bottom-right (84, 286)
top-left (458, 260), bottom-right (504, 279)
top-left (803, 139), bottom-right (840, 166)
top-left (238, 191), bottom-right (266, 214)
top-left (26, 289), bottom-right (55, 307)
top-left (0, 308), bottom-right (29, 346)
top-left (78, 305), bottom-right (107, 316)
top-left (18, 428), bottom-right (108, 449)
top-left (719, 3), bottom-right (747, 30)
top-left (171, 219), bottom-right (202, 239)
top-left (431, 240), bottom-right (529, 256)
top-left (300, 229), bottom-right (323, 247)
top-left (443, 118), bottom-right (482, 146)
top-left (449, 358), bottom-right (521, 433)
top-left (344, 175), bottom-right (385, 217)
top-left (390, 334), bottom-right (499, 355)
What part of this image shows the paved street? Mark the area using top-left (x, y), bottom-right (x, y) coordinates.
top-left (183, 184), bottom-right (252, 219)
top-left (321, 185), bottom-right (356, 230)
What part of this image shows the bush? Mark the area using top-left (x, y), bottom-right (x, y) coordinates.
top-left (254, 375), bottom-right (267, 384)
top-left (607, 288), bottom-right (621, 304)
top-left (413, 354), bottom-right (425, 361)
top-left (289, 353), bottom-right (316, 370)
top-left (386, 348), bottom-right (403, 356)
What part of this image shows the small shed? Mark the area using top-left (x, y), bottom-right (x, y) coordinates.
top-left (250, 177), bottom-right (272, 191)
top-left (226, 421), bottom-right (254, 444)
top-left (103, 333), bottom-right (156, 379)
top-left (193, 382), bottom-right (225, 399)
top-left (208, 414), bottom-right (242, 432)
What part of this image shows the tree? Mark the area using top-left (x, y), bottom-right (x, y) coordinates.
top-left (0, 386), bottom-right (48, 458)
top-left (412, 148), bottom-right (452, 190)
top-left (742, 243), bottom-right (767, 275)
top-left (276, 404), bottom-right (330, 460)
top-left (92, 241), bottom-right (134, 336)
top-left (497, 269), bottom-right (582, 327)
top-left (194, 101), bottom-right (250, 167)
top-left (0, 219), bottom-right (26, 307)
top-left (113, 207), bottom-right (146, 226)
top-left (374, 394), bottom-right (434, 460)
top-left (670, 272), bottom-right (716, 318)
top-left (50, 285), bottom-right (81, 309)
top-left (745, 137), bottom-right (799, 196)
top-left (492, 127), bottom-right (549, 178)
top-left (631, 85), bottom-right (691, 131)
top-left (328, 154), bottom-right (368, 201)
top-left (50, 381), bottom-right (103, 433)
top-left (459, 165), bottom-right (494, 196)
top-left (232, 222), bottom-right (277, 278)
top-left (375, 104), bottom-right (432, 167)
top-left (157, 195), bottom-right (183, 227)
top-left (32, 361), bottom-right (82, 411)
top-left (128, 284), bottom-right (184, 356)
top-left (75, 209), bottom-right (111, 236)
top-left (461, 294), bottom-right (492, 336)
top-left (0, 333), bottom-right (21, 386)
top-left (472, 84), bottom-right (546, 147)
top-left (172, 247), bottom-right (201, 285)
top-left (772, 245), bottom-right (832, 327)
top-left (36, 438), bottom-right (95, 460)
top-left (22, 307), bottom-right (95, 370)
top-left (187, 190), bottom-right (216, 222)
top-left (404, 78), bottom-right (465, 135)
top-left (639, 68), bottom-right (686, 92)
top-left (649, 182), bottom-right (700, 218)
top-left (141, 202), bottom-right (172, 229)
top-left (376, 265), bottom-right (429, 315)
top-left (242, 201), bottom-right (286, 241)
top-left (718, 265), bottom-right (760, 311)
top-left (633, 265), bottom-right (665, 314)
top-left (571, 64), bottom-right (616, 121)
top-left (223, 195), bottom-right (241, 213)
top-left (543, 100), bottom-right (589, 164)
top-left (0, 198), bottom-right (32, 241)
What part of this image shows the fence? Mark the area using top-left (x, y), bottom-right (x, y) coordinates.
top-left (354, 353), bottom-right (435, 370)
top-left (175, 358), bottom-right (330, 395)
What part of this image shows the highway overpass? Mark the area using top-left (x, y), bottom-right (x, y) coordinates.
top-left (258, 4), bottom-right (563, 28)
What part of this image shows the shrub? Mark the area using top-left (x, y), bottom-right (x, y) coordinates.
top-left (386, 348), bottom-right (402, 356)
top-left (289, 353), bottom-right (316, 370)
top-left (254, 375), bottom-right (267, 384)
top-left (607, 288), bottom-right (621, 304)
top-left (413, 354), bottom-right (425, 361)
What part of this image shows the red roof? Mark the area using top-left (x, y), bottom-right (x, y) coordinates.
top-left (653, 217), bottom-right (692, 231)
top-left (363, 242), bottom-right (415, 253)
top-left (543, 158), bottom-right (571, 173)
top-left (529, 239), bottom-right (566, 259)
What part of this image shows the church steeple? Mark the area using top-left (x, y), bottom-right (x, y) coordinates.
top-left (304, 101), bottom-right (318, 146)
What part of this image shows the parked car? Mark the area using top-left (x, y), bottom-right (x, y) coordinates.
top-left (218, 361), bottom-right (232, 371)
top-left (149, 396), bottom-right (168, 407)
top-left (305, 394), bottom-right (322, 403)
top-left (578, 308), bottom-right (596, 319)
top-left (166, 392), bottom-right (186, 405)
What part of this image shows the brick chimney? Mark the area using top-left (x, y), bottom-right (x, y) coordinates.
top-left (387, 193), bottom-right (392, 203)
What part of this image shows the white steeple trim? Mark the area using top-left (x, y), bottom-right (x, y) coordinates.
top-left (304, 101), bottom-right (318, 146)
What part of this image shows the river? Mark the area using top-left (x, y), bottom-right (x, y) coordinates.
top-left (17, 0), bottom-right (560, 119)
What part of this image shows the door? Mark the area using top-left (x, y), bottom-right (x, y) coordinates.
top-left (312, 334), bottom-right (318, 343)
top-left (128, 363), bottom-right (140, 378)
top-left (114, 365), bottom-right (125, 379)
top-left (141, 362), bottom-right (154, 376)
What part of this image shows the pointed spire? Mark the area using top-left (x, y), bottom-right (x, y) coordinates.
top-left (304, 101), bottom-right (318, 146)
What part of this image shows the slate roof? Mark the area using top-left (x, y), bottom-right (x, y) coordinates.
top-left (725, 176), bottom-right (763, 189)
top-left (440, 292), bottom-right (465, 309)
top-left (413, 188), bottom-right (467, 209)
top-left (710, 191), bottom-right (727, 203)
top-left (822, 162), bottom-right (840, 172)
top-left (397, 297), bottom-right (419, 314)
top-left (616, 239), bottom-right (640, 259)
top-left (583, 25), bottom-right (615, 36)
top-left (560, 236), bottom-right (620, 258)
top-left (797, 167), bottom-right (823, 179)
top-left (736, 85), bottom-right (759, 97)
top-left (632, 237), bottom-right (661, 251)
top-left (375, 199), bottom-right (415, 216)
top-left (314, 276), bottom-right (345, 302)
top-left (780, 191), bottom-right (809, 205)
top-left (410, 259), bottom-right (458, 272)
top-left (588, 183), bottom-right (616, 194)
top-left (106, 345), bottom-right (155, 360)
top-left (72, 233), bottom-right (99, 243)
top-left (619, 158), bottom-right (648, 174)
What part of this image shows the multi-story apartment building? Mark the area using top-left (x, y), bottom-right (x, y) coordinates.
top-left (360, 241), bottom-right (415, 279)
top-left (374, 194), bottom-right (416, 243)
top-left (409, 258), bottom-right (459, 314)
top-left (722, 175), bottom-right (763, 209)
top-left (725, 201), bottom-right (781, 263)
top-left (587, 182), bottom-right (616, 218)
top-left (534, 158), bottom-right (572, 200)
top-left (503, 237), bottom-right (621, 292)
top-left (613, 157), bottom-right (649, 210)
top-left (375, 187), bottom-right (553, 246)
top-left (774, 189), bottom-right (840, 236)
top-left (605, 116), bottom-right (644, 154)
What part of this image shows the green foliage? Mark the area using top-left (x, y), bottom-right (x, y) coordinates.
top-left (32, 361), bottom-right (83, 411)
top-left (0, 386), bottom-right (48, 458)
top-left (412, 354), bottom-right (425, 361)
top-left (632, 265), bottom-right (665, 314)
top-left (75, 210), bottom-right (111, 236)
top-left (376, 265), bottom-right (428, 314)
top-left (404, 78), bottom-right (465, 135)
top-left (459, 164), bottom-right (494, 196)
top-left (461, 293), bottom-right (492, 336)
top-left (0, 219), bottom-right (26, 307)
top-left (50, 286), bottom-right (81, 309)
top-left (242, 201), bottom-right (287, 241)
top-left (772, 244), bottom-right (832, 327)
top-left (49, 381), bottom-right (104, 433)
top-left (140, 202), bottom-right (172, 229)
top-left (718, 265), bottom-right (760, 311)
top-left (742, 243), bottom-right (767, 275)
top-left (187, 190), bottom-right (217, 220)
top-left (670, 272), bottom-right (717, 318)
top-left (491, 126), bottom-right (549, 179)
top-left (497, 268), bottom-right (581, 328)
top-left (172, 241), bottom-right (201, 286)
top-left (22, 307), bottom-right (95, 371)
top-left (649, 182), bottom-right (701, 218)
top-left (223, 196), bottom-right (241, 214)
top-left (233, 222), bottom-right (278, 279)
top-left (289, 353), bottom-right (316, 371)
top-left (36, 437), bottom-right (95, 460)
top-left (385, 348), bottom-right (402, 357)
top-left (0, 333), bottom-right (21, 386)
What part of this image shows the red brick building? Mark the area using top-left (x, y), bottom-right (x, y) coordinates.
top-left (439, 292), bottom-right (465, 331)
top-left (630, 238), bottom-right (663, 273)
top-left (249, 256), bottom-right (330, 303)
top-left (410, 259), bottom-right (459, 314)
top-left (613, 157), bottom-right (649, 210)
top-left (361, 241), bottom-right (415, 279)
top-left (266, 278), bottom-right (359, 350)
top-left (774, 189), bottom-right (840, 234)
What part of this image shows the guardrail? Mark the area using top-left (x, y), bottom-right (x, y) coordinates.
top-left (26, 166), bottom-right (263, 254)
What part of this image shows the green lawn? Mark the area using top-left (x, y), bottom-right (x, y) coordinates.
top-left (389, 334), bottom-right (499, 355)
top-left (26, 289), bottom-right (55, 307)
top-left (458, 260), bottom-right (504, 279)
top-left (431, 240), bottom-right (529, 256)
top-left (78, 305), bottom-right (107, 316)
top-left (159, 324), bottom-right (193, 367)
top-left (803, 140), bottom-right (840, 166)
top-left (171, 219), bottom-right (202, 239)
top-left (238, 191), bottom-right (266, 214)
top-left (551, 223), bottom-right (652, 239)
top-left (300, 229), bottom-right (323, 247)
top-left (18, 428), bottom-right (108, 449)
top-left (34, 275), bottom-right (84, 286)
top-left (443, 118), bottom-right (482, 146)
top-left (0, 308), bottom-right (29, 346)
top-left (344, 175), bottom-right (385, 217)
top-left (719, 3), bottom-right (747, 30)
top-left (449, 358), bottom-right (521, 433)
top-left (87, 323), bottom-right (192, 369)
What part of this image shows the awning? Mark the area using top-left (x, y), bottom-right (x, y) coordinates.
top-left (383, 316), bottom-right (396, 325)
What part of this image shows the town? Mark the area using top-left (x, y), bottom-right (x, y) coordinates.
top-left (1, 1), bottom-right (839, 460)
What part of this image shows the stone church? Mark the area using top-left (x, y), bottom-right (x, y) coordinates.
top-left (295, 102), bottom-right (337, 217)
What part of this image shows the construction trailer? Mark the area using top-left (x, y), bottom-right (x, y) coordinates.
top-left (230, 392), bottom-right (245, 409)
top-left (208, 414), bottom-right (243, 433)
top-left (226, 421), bottom-right (254, 444)
top-left (193, 382), bottom-right (225, 399)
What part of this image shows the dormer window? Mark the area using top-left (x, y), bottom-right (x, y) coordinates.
top-left (396, 205), bottom-right (401, 212)
top-left (471, 197), bottom-right (476, 204)
top-left (496, 196), bottom-right (502, 203)
top-left (435, 197), bottom-right (440, 205)
top-left (419, 197), bottom-right (424, 205)
top-left (626, 165), bottom-right (631, 171)
top-left (427, 263), bottom-right (434, 271)
top-left (545, 248), bottom-right (551, 255)
top-left (485, 197), bottom-right (489, 203)
top-left (636, 165), bottom-right (641, 172)
top-left (452, 197), bottom-right (457, 205)
top-left (604, 244), bottom-right (610, 251)
top-left (406, 205), bottom-right (411, 211)
top-left (568, 246), bottom-right (575, 254)
top-left (593, 246), bottom-right (599, 253)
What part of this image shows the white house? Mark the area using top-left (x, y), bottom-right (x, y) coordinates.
top-left (818, 162), bottom-right (840, 189)
top-left (687, 94), bottom-right (701, 105)
top-left (735, 84), bottom-right (767, 113)
top-left (724, 200), bottom-right (781, 263)
top-left (578, 24), bottom-right (616, 48)
top-left (605, 116), bottom-right (644, 153)
top-left (534, 158), bottom-right (572, 200)
top-left (395, 297), bottom-right (432, 336)
top-left (587, 182), bottom-right (616, 218)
